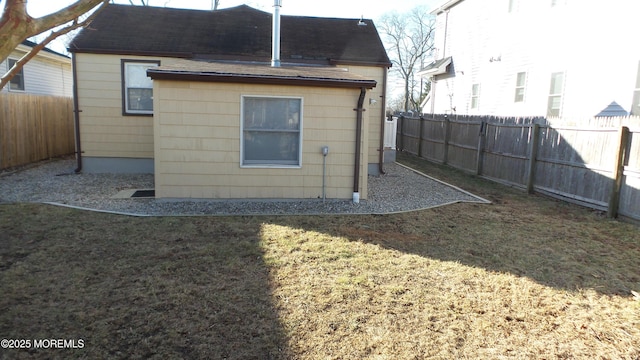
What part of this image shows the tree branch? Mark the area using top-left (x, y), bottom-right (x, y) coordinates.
top-left (0, 0), bottom-right (108, 63)
top-left (1, 0), bottom-right (109, 90)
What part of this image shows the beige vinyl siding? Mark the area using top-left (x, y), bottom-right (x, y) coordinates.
top-left (343, 65), bottom-right (385, 167)
top-left (75, 53), bottom-right (176, 159)
top-left (154, 80), bottom-right (369, 200)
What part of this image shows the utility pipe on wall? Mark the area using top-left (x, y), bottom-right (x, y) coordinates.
top-left (72, 53), bottom-right (82, 173)
top-left (353, 87), bottom-right (366, 203)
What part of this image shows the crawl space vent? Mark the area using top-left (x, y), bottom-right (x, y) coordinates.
top-left (131, 190), bottom-right (155, 198)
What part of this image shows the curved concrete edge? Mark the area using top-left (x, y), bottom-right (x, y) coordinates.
top-left (41, 202), bottom-right (154, 217)
top-left (40, 200), bottom-right (487, 218)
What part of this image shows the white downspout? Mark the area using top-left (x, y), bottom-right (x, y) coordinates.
top-left (271, 0), bottom-right (282, 67)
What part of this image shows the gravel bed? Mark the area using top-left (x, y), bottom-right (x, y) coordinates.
top-left (0, 158), bottom-right (488, 216)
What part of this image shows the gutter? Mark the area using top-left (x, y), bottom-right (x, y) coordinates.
top-left (378, 67), bottom-right (388, 174)
top-left (72, 53), bottom-right (82, 173)
top-left (353, 87), bottom-right (367, 203)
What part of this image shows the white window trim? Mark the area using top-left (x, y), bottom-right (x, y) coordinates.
top-left (471, 83), bottom-right (480, 109)
top-left (7, 58), bottom-right (25, 92)
top-left (122, 60), bottom-right (158, 115)
top-left (547, 71), bottom-right (565, 117)
top-left (240, 95), bottom-right (304, 169)
top-left (632, 61), bottom-right (640, 115)
top-left (514, 71), bottom-right (527, 103)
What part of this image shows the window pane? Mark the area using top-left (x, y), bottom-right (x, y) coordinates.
top-left (128, 88), bottom-right (154, 111)
top-left (516, 72), bottom-right (526, 87)
top-left (243, 131), bottom-right (299, 164)
top-left (514, 87), bottom-right (525, 102)
top-left (635, 61), bottom-right (640, 88)
top-left (549, 72), bottom-right (564, 94)
top-left (8, 59), bottom-right (24, 91)
top-left (244, 98), bottom-right (300, 130)
top-left (126, 64), bottom-right (154, 88)
top-left (547, 95), bottom-right (561, 116)
top-left (632, 90), bottom-right (640, 116)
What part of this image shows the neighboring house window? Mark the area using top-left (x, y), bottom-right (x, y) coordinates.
top-left (7, 59), bottom-right (25, 91)
top-left (632, 61), bottom-right (640, 116)
top-left (547, 72), bottom-right (564, 117)
top-left (471, 84), bottom-right (480, 109)
top-left (508, 0), bottom-right (519, 12)
top-left (121, 60), bottom-right (159, 115)
top-left (241, 96), bottom-right (302, 167)
top-left (514, 72), bottom-right (527, 103)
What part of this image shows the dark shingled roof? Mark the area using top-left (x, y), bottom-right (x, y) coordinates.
top-left (69, 4), bottom-right (391, 67)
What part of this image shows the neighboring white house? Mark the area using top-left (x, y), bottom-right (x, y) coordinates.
top-left (422, 0), bottom-right (640, 118)
top-left (1, 40), bottom-right (73, 97)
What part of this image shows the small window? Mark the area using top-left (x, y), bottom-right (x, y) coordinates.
top-left (633, 61), bottom-right (640, 116)
top-left (471, 84), bottom-right (480, 109)
top-left (7, 59), bottom-right (25, 91)
top-left (241, 96), bottom-right (302, 167)
top-left (121, 60), bottom-right (159, 115)
top-left (514, 72), bottom-right (527, 103)
top-left (547, 72), bottom-right (564, 117)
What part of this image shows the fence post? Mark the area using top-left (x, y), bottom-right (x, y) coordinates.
top-left (526, 124), bottom-right (540, 194)
top-left (417, 116), bottom-right (425, 158)
top-left (476, 120), bottom-right (486, 175)
top-left (396, 115), bottom-right (404, 152)
top-left (608, 126), bottom-right (629, 218)
top-left (443, 114), bottom-right (450, 165)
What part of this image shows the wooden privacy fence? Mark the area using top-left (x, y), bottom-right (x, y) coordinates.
top-left (0, 93), bottom-right (75, 170)
top-left (396, 114), bottom-right (640, 222)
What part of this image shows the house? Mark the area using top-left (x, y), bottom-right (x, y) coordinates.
top-left (68, 4), bottom-right (391, 201)
top-left (1, 40), bottom-right (73, 97)
top-left (422, 0), bottom-right (640, 118)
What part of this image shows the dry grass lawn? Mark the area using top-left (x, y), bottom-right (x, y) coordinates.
top-left (1, 153), bottom-right (639, 359)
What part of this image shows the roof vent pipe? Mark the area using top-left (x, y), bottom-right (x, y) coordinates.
top-left (271, 0), bottom-right (282, 67)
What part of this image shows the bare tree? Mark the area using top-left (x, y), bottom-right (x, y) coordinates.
top-left (0, 0), bottom-right (109, 90)
top-left (378, 6), bottom-right (435, 112)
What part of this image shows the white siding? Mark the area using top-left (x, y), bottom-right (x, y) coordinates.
top-left (428, 0), bottom-right (640, 118)
top-left (1, 49), bottom-right (72, 97)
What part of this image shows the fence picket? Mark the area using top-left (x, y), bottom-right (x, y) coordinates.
top-left (396, 114), bottom-right (640, 222)
top-left (0, 93), bottom-right (74, 170)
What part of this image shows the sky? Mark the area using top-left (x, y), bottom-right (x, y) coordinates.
top-left (23, 0), bottom-right (442, 21)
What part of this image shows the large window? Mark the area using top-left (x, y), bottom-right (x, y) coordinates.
top-left (241, 96), bottom-right (302, 167)
top-left (632, 61), bottom-right (640, 116)
top-left (547, 72), bottom-right (564, 117)
top-left (7, 59), bottom-right (25, 91)
top-left (121, 60), bottom-right (159, 115)
top-left (471, 84), bottom-right (480, 109)
top-left (514, 72), bottom-right (527, 103)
